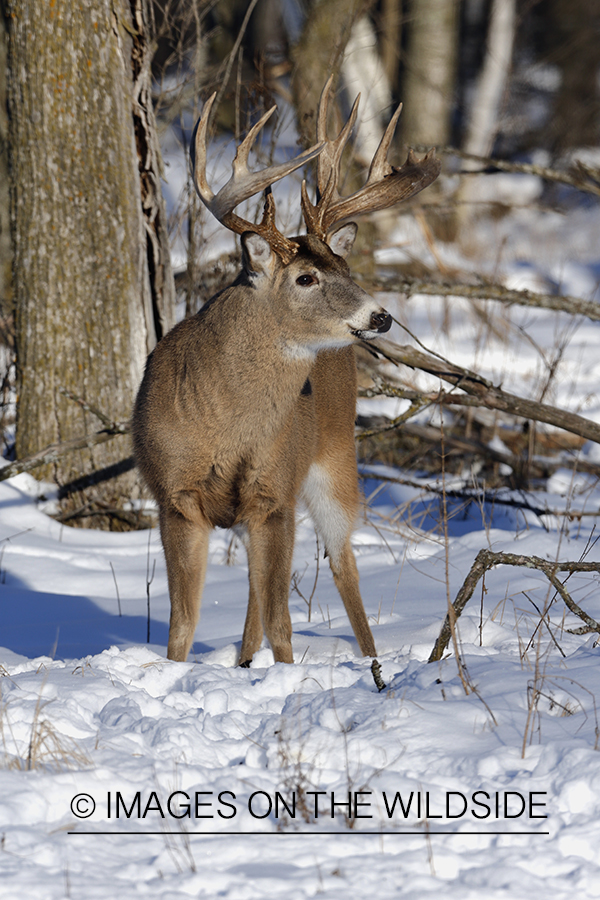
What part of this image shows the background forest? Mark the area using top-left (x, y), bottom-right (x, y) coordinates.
top-left (0, 0), bottom-right (599, 526)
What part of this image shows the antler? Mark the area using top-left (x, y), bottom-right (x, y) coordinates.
top-left (192, 93), bottom-right (325, 263)
top-left (301, 75), bottom-right (442, 240)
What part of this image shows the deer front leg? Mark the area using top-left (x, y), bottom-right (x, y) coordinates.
top-left (160, 497), bottom-right (210, 662)
top-left (239, 580), bottom-right (263, 666)
top-left (245, 507), bottom-right (295, 664)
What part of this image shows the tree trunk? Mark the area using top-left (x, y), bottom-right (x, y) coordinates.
top-left (290, 0), bottom-right (375, 152)
top-left (379, 0), bottom-right (402, 95)
top-left (547, 0), bottom-right (600, 153)
top-left (0, 6), bottom-right (11, 323)
top-left (6, 0), bottom-right (175, 526)
top-left (340, 15), bottom-right (392, 168)
top-left (455, 0), bottom-right (515, 235)
top-left (399, 0), bottom-right (460, 148)
top-left (461, 0), bottom-right (515, 160)
top-left (290, 0), bottom-right (382, 272)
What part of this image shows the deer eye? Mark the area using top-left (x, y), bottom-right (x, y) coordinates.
top-left (296, 273), bottom-right (318, 287)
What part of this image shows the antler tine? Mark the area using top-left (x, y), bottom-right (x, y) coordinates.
top-left (366, 101), bottom-right (403, 182)
top-left (191, 92), bottom-right (217, 205)
top-left (316, 74), bottom-right (334, 143)
top-left (230, 104), bottom-right (277, 179)
top-left (191, 92), bottom-right (326, 261)
top-left (302, 80), bottom-right (361, 238)
top-left (315, 78), bottom-right (361, 200)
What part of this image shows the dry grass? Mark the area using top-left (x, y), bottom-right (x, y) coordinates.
top-left (0, 678), bottom-right (91, 772)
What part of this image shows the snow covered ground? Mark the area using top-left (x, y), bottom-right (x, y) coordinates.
top-left (2, 117), bottom-right (600, 896)
top-left (1, 439), bottom-right (600, 897)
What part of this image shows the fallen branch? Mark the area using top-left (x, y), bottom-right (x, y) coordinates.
top-left (54, 502), bottom-right (148, 529)
top-left (0, 423), bottom-right (129, 483)
top-left (372, 338), bottom-right (600, 445)
top-left (359, 414), bottom-right (522, 472)
top-left (370, 277), bottom-right (600, 325)
top-left (428, 549), bottom-right (600, 663)
top-left (359, 381), bottom-right (600, 477)
top-left (437, 146), bottom-right (600, 199)
top-left (359, 468), bottom-right (600, 522)
top-left (0, 388), bottom-right (131, 484)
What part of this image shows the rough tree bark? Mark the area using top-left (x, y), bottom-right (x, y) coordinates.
top-left (6, 0), bottom-right (174, 526)
top-left (0, 6), bottom-right (10, 324)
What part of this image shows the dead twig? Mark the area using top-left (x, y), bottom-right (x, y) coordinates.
top-left (58, 387), bottom-right (122, 430)
top-left (53, 503), bottom-right (143, 529)
top-left (356, 396), bottom-right (430, 439)
top-left (428, 550), bottom-right (600, 662)
top-left (0, 388), bottom-right (131, 484)
top-left (0, 424), bottom-right (130, 484)
top-left (359, 468), bottom-right (600, 522)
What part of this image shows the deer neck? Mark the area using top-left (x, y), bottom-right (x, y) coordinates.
top-left (201, 293), bottom-right (315, 452)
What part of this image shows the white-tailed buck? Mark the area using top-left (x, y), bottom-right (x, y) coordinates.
top-left (133, 78), bottom-right (439, 685)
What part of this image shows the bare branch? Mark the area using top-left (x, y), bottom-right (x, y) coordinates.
top-left (58, 387), bottom-right (122, 430)
top-left (429, 549), bottom-right (600, 662)
top-left (438, 146), bottom-right (600, 199)
top-left (370, 276), bottom-right (600, 325)
top-left (0, 424), bottom-right (129, 484)
top-left (360, 468), bottom-right (600, 521)
top-left (359, 380), bottom-right (600, 476)
top-left (372, 338), bottom-right (600, 445)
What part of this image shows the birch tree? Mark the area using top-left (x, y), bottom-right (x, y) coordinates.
top-left (456, 0), bottom-right (515, 229)
top-left (400, 0), bottom-right (460, 148)
top-left (0, 8), bottom-right (10, 325)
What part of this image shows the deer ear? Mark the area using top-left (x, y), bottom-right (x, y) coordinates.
top-left (241, 231), bottom-right (276, 276)
top-left (327, 222), bottom-right (358, 259)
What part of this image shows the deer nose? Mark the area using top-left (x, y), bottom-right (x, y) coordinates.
top-left (369, 311), bottom-right (392, 333)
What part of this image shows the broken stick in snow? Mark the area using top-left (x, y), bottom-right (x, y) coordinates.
top-left (428, 549), bottom-right (600, 662)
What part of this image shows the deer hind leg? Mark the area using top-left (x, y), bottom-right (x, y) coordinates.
top-left (160, 492), bottom-right (210, 662)
top-left (244, 507), bottom-right (295, 664)
top-left (302, 461), bottom-right (377, 658)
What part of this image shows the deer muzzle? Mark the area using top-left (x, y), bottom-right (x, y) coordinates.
top-left (351, 309), bottom-right (392, 340)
